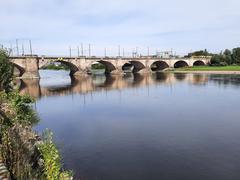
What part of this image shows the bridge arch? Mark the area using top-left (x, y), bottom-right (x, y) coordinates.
top-left (11, 62), bottom-right (25, 77)
top-left (96, 60), bottom-right (116, 74)
top-left (129, 61), bottom-right (145, 73)
top-left (174, 60), bottom-right (189, 68)
top-left (122, 63), bottom-right (134, 72)
top-left (151, 61), bottom-right (169, 71)
top-left (39, 60), bottom-right (79, 76)
top-left (193, 60), bottom-right (205, 66)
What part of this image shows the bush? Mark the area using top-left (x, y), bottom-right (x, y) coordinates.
top-left (38, 129), bottom-right (73, 180)
top-left (0, 49), bottom-right (13, 92)
top-left (6, 91), bottom-right (39, 126)
top-left (219, 62), bottom-right (228, 66)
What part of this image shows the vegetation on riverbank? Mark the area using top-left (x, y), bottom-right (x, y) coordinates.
top-left (175, 65), bottom-right (240, 71)
top-left (0, 49), bottom-right (72, 179)
top-left (187, 47), bottom-right (240, 66)
top-left (0, 49), bottom-right (12, 92)
top-left (41, 63), bottom-right (70, 70)
top-left (92, 63), bottom-right (105, 69)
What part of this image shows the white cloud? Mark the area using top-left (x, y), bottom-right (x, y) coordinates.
top-left (0, 0), bottom-right (240, 55)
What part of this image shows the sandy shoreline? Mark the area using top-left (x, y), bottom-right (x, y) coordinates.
top-left (172, 71), bottom-right (240, 75)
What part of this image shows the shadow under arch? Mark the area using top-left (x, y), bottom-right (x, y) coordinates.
top-left (151, 61), bottom-right (169, 71)
top-left (122, 63), bottom-right (134, 73)
top-left (174, 60), bottom-right (189, 68)
top-left (193, 60), bottom-right (205, 66)
top-left (96, 60), bottom-right (116, 74)
top-left (129, 61), bottom-right (145, 73)
top-left (11, 62), bottom-right (25, 77)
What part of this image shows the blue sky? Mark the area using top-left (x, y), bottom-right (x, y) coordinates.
top-left (0, 0), bottom-right (240, 56)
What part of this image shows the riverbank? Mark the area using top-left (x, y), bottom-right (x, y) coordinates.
top-left (173, 66), bottom-right (240, 74)
top-left (0, 150), bottom-right (9, 180)
top-left (0, 91), bottom-right (72, 179)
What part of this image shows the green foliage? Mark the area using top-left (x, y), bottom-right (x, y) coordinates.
top-left (0, 49), bottom-right (13, 92)
top-left (175, 65), bottom-right (240, 71)
top-left (41, 63), bottom-right (70, 70)
top-left (210, 54), bottom-right (221, 65)
top-left (7, 91), bottom-right (39, 126)
top-left (91, 63), bottom-right (105, 69)
top-left (38, 129), bottom-right (72, 180)
top-left (188, 49), bottom-right (212, 57)
top-left (232, 47), bottom-right (240, 64)
top-left (210, 48), bottom-right (240, 65)
top-left (223, 49), bottom-right (232, 64)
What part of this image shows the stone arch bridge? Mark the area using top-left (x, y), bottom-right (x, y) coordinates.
top-left (10, 56), bottom-right (211, 78)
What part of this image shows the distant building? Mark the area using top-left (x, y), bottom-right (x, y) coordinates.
top-left (156, 51), bottom-right (174, 59)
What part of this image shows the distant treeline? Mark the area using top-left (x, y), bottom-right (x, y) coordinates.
top-left (187, 47), bottom-right (240, 66)
top-left (41, 63), bottom-right (70, 70)
top-left (91, 63), bottom-right (105, 69)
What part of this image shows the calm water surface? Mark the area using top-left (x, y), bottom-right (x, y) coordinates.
top-left (19, 70), bottom-right (240, 180)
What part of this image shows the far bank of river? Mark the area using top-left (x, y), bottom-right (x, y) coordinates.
top-left (173, 65), bottom-right (240, 74)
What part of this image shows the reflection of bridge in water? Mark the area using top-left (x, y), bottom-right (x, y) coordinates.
top-left (17, 73), bottom-right (209, 98)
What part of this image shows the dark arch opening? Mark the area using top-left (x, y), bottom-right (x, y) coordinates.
top-left (97, 61), bottom-right (116, 74)
top-left (151, 61), bottom-right (169, 71)
top-left (11, 63), bottom-right (25, 77)
top-left (129, 61), bottom-right (145, 73)
top-left (174, 61), bottom-right (189, 68)
top-left (40, 61), bottom-right (79, 76)
top-left (193, 60), bottom-right (205, 66)
top-left (122, 63), bottom-right (134, 73)
top-left (91, 62), bottom-right (106, 74)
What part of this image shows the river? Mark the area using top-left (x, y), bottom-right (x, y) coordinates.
top-left (18, 70), bottom-right (240, 180)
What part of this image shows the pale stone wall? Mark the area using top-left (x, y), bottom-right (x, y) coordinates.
top-left (10, 56), bottom-right (211, 78)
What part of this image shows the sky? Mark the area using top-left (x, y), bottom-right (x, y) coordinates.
top-left (0, 0), bottom-right (240, 56)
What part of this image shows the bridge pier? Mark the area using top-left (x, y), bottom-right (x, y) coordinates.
top-left (21, 57), bottom-right (40, 79)
top-left (21, 71), bottom-right (40, 79)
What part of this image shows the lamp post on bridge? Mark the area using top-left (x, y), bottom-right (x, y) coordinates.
top-left (16, 39), bottom-right (19, 56)
top-left (69, 46), bottom-right (72, 58)
top-left (77, 46), bottom-right (80, 57)
top-left (104, 48), bottom-right (107, 57)
top-left (22, 44), bottom-right (25, 56)
top-left (29, 40), bottom-right (33, 56)
top-left (88, 44), bottom-right (91, 57)
top-left (81, 43), bottom-right (84, 56)
top-left (118, 45), bottom-right (121, 57)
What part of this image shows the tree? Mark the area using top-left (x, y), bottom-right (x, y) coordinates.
top-left (211, 54), bottom-right (221, 65)
top-left (0, 49), bottom-right (12, 92)
top-left (188, 49), bottom-right (211, 57)
top-left (223, 49), bottom-right (232, 65)
top-left (232, 47), bottom-right (240, 64)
